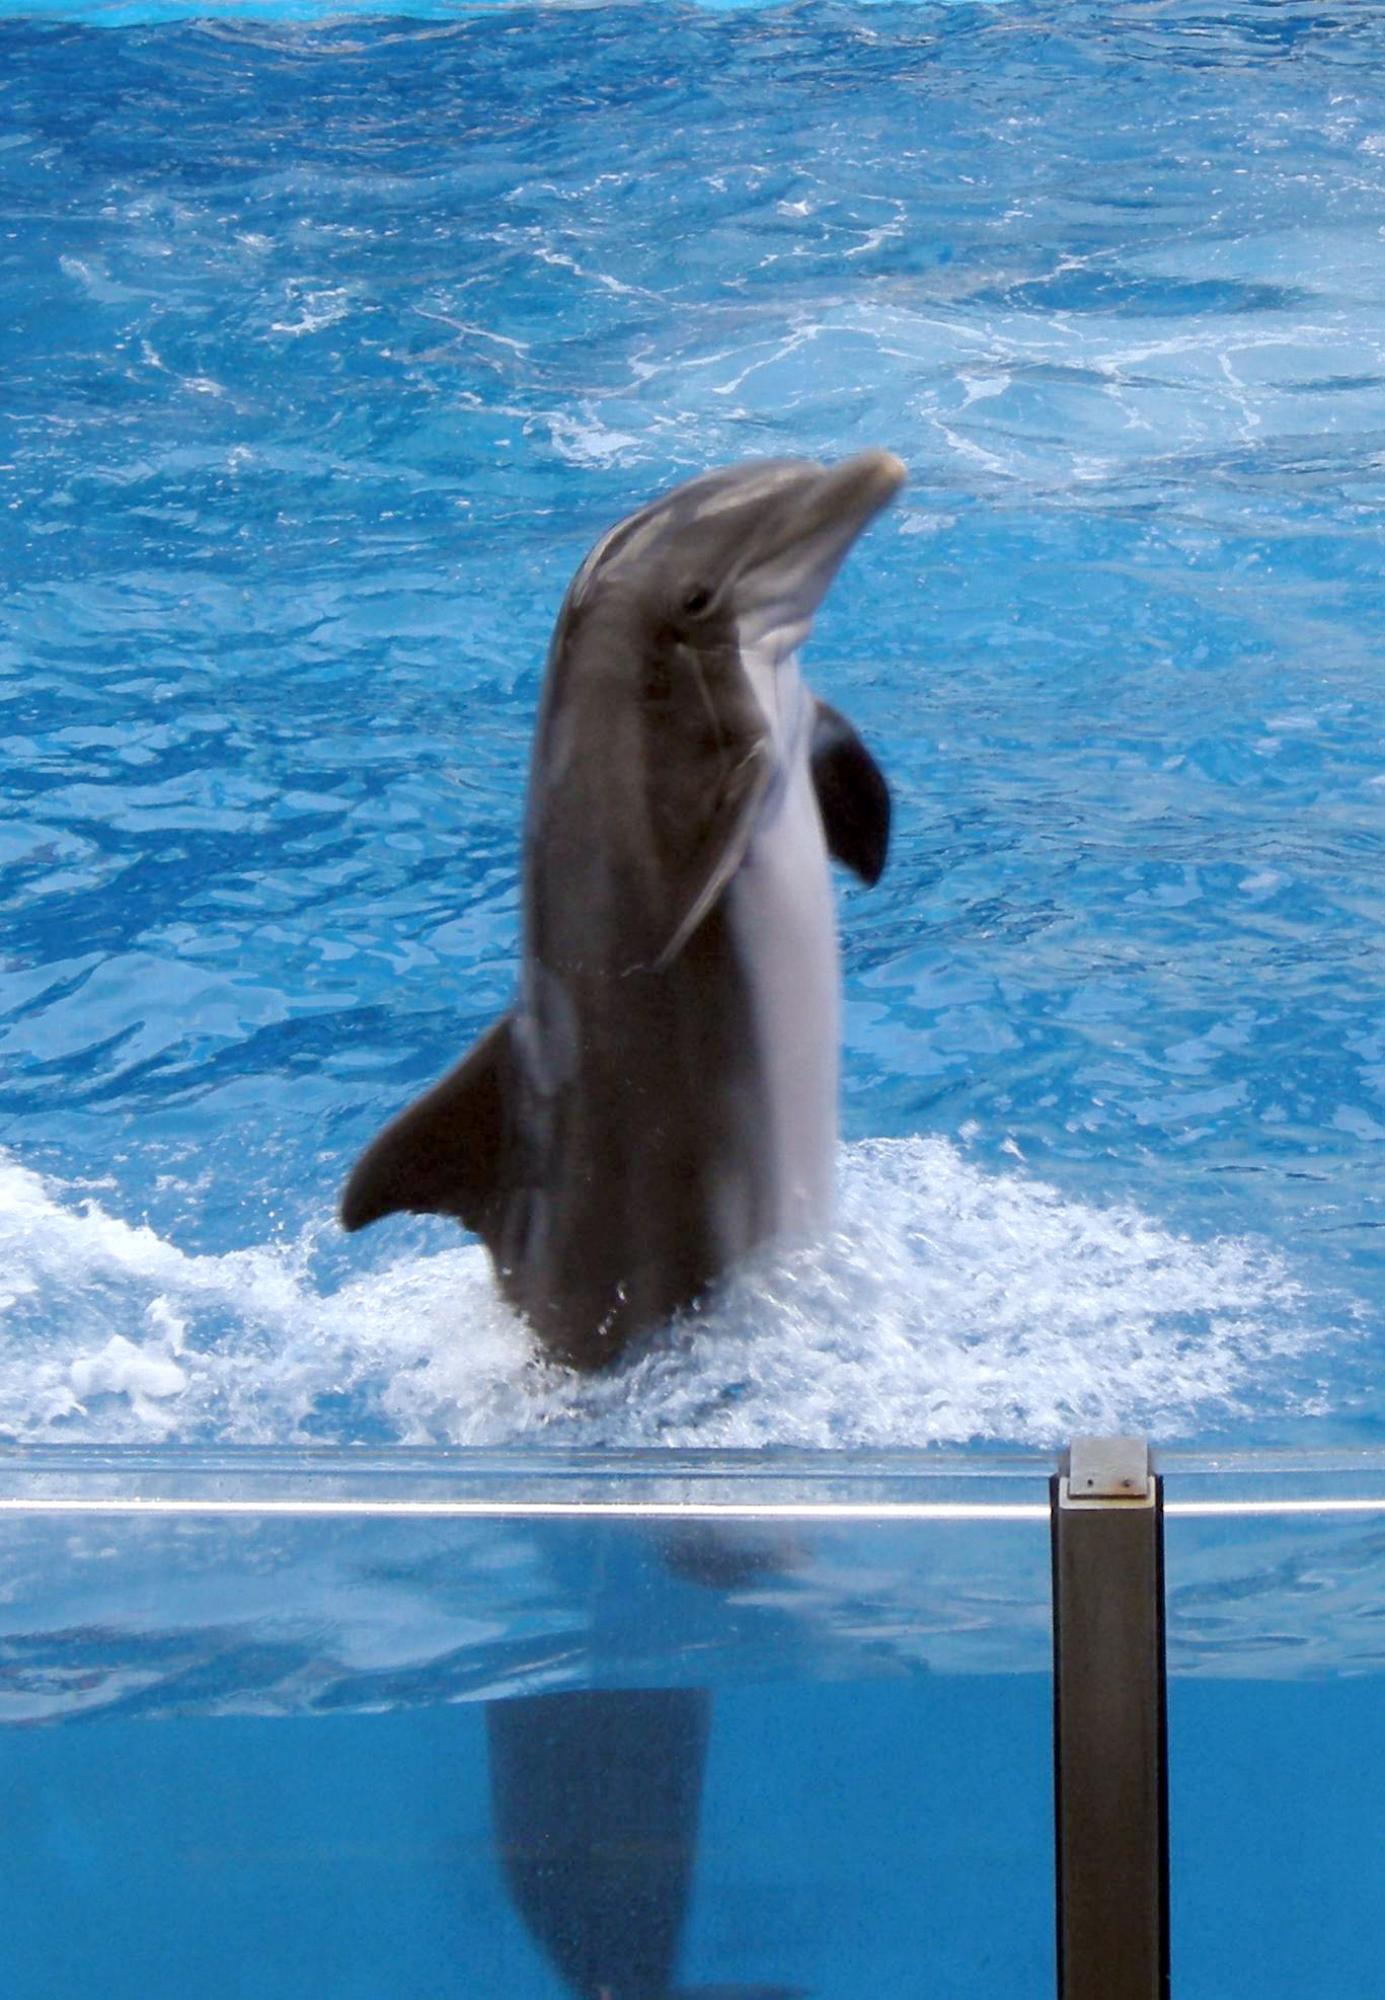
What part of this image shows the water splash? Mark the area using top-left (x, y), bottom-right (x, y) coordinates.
top-left (0, 1138), bottom-right (1314, 1450)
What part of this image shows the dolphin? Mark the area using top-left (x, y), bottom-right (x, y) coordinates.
top-left (340, 450), bottom-right (903, 1369)
top-left (487, 1686), bottom-right (806, 2000)
top-left (487, 1687), bottom-right (710, 2000)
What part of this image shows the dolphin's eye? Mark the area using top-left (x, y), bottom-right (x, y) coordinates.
top-left (680, 584), bottom-right (714, 618)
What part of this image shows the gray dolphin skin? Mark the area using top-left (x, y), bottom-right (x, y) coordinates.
top-left (340, 449), bottom-right (904, 1369)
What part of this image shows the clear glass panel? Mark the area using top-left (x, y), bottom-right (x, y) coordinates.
top-left (0, 1448), bottom-right (1055, 2000)
top-left (1165, 1454), bottom-right (1385, 2000)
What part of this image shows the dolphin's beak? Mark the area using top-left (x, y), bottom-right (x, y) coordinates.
top-left (731, 448), bottom-right (906, 649)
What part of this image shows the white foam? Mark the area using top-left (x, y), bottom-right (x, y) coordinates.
top-left (0, 1140), bottom-right (1313, 1450)
top-left (545, 407), bottom-right (645, 468)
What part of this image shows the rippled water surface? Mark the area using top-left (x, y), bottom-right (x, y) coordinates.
top-left (1, 0), bottom-right (1382, 1449)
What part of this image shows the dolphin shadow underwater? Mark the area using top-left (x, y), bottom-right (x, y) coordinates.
top-left (487, 1685), bottom-right (805, 2000)
top-left (341, 449), bottom-right (903, 1370)
top-left (341, 454), bottom-right (902, 1999)
top-left (483, 1516), bottom-right (809, 2000)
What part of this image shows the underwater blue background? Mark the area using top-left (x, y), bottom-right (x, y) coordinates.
top-left (0, 0), bottom-right (1382, 1447)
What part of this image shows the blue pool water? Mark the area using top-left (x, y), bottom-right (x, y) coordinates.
top-left (1, 0), bottom-right (1382, 1452)
top-left (5, 1460), bottom-right (1385, 1999)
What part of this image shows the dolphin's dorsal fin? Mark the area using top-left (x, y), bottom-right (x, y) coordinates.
top-left (810, 701), bottom-right (890, 886)
top-left (340, 1013), bottom-right (515, 1236)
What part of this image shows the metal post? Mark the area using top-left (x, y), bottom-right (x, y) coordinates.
top-left (1051, 1437), bottom-right (1169, 2000)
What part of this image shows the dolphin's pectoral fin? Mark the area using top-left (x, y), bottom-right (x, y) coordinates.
top-left (810, 700), bottom-right (891, 886)
top-left (652, 742), bottom-right (773, 971)
top-left (340, 1013), bottom-right (515, 1236)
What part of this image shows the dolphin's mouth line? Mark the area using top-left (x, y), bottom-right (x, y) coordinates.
top-left (722, 448), bottom-right (906, 632)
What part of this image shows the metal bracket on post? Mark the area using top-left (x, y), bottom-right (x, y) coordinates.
top-left (1052, 1437), bottom-right (1169, 2000)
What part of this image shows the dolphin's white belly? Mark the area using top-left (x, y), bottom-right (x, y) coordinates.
top-left (726, 745), bottom-right (839, 1238)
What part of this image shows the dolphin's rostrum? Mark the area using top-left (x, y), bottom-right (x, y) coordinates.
top-left (341, 450), bottom-right (904, 1368)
